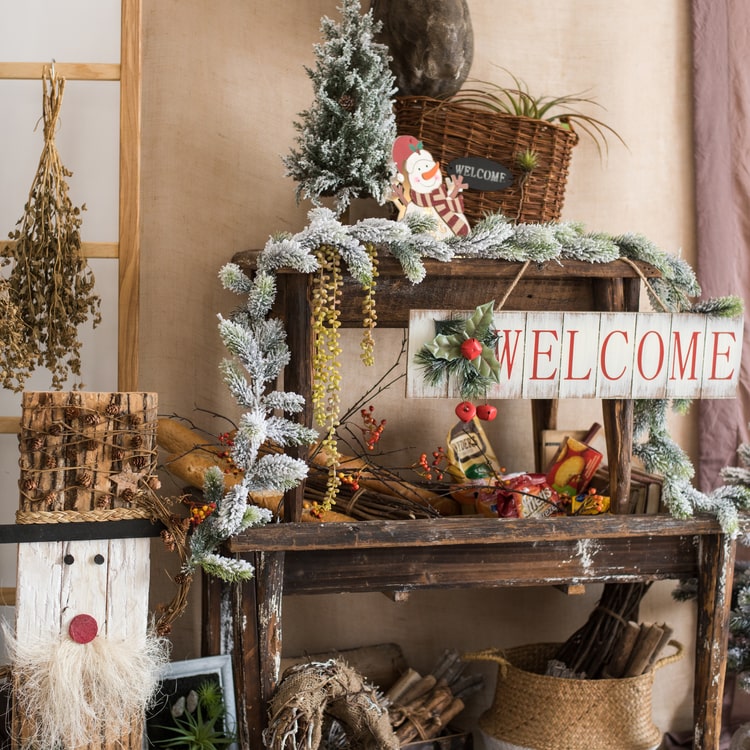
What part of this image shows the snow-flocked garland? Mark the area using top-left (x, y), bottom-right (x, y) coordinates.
top-left (202, 206), bottom-right (747, 585)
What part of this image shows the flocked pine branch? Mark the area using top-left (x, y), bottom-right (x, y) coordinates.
top-left (215, 204), bottom-right (746, 537)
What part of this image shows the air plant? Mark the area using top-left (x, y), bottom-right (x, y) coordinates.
top-left (448, 68), bottom-right (627, 158)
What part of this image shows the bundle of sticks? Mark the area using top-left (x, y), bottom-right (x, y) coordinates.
top-left (385, 650), bottom-right (483, 745)
top-left (305, 470), bottom-right (442, 521)
top-left (552, 582), bottom-right (652, 678)
top-left (601, 621), bottom-right (674, 678)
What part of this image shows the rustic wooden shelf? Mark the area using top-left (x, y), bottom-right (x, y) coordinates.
top-left (210, 254), bottom-right (734, 750)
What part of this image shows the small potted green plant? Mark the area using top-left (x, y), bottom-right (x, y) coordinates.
top-left (156, 679), bottom-right (236, 750)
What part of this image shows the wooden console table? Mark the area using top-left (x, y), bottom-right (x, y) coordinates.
top-left (207, 255), bottom-right (736, 749)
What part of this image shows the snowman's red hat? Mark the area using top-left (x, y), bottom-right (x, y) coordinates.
top-left (392, 135), bottom-right (424, 173)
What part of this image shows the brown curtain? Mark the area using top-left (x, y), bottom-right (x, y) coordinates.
top-left (692, 0), bottom-right (750, 491)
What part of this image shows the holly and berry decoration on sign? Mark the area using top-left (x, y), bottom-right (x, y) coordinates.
top-left (414, 300), bottom-right (502, 422)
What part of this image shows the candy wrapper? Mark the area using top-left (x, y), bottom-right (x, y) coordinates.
top-left (497, 472), bottom-right (567, 518)
top-left (545, 436), bottom-right (603, 498)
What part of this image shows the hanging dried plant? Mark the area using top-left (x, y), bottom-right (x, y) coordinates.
top-left (0, 278), bottom-right (33, 391)
top-left (2, 66), bottom-right (101, 390)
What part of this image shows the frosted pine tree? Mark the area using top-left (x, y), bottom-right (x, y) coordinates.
top-left (284, 0), bottom-right (397, 215)
top-left (184, 262), bottom-right (318, 582)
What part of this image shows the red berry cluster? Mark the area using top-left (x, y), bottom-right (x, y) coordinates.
top-left (217, 431), bottom-right (242, 476)
top-left (415, 446), bottom-right (446, 481)
top-left (360, 405), bottom-right (386, 450)
top-left (455, 401), bottom-right (497, 422)
top-left (338, 469), bottom-right (363, 491)
top-left (187, 500), bottom-right (217, 527)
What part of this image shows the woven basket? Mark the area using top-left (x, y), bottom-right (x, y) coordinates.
top-left (464, 641), bottom-right (683, 750)
top-left (395, 96), bottom-right (578, 225)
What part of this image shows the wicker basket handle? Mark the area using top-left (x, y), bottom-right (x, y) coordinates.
top-left (653, 639), bottom-right (684, 671)
top-left (461, 641), bottom-right (683, 677)
top-left (461, 648), bottom-right (511, 677)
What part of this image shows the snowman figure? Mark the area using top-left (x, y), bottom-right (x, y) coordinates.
top-left (390, 135), bottom-right (471, 239)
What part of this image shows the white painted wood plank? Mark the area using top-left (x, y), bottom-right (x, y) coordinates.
top-left (16, 542), bottom-right (64, 640)
top-left (407, 309), bottom-right (451, 398)
top-left (596, 312), bottom-right (637, 398)
top-left (665, 313), bottom-right (708, 399)
top-left (701, 315), bottom-right (744, 398)
top-left (630, 313), bottom-right (673, 399)
top-left (558, 312), bottom-right (600, 398)
top-left (490, 312), bottom-right (527, 399)
top-left (522, 311), bottom-right (563, 399)
top-left (60, 538), bottom-right (108, 634)
top-left (106, 537), bottom-right (149, 639)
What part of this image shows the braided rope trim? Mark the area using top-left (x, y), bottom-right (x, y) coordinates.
top-left (15, 507), bottom-right (153, 524)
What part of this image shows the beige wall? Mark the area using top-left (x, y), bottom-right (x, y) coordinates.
top-left (140, 0), bottom-right (698, 737)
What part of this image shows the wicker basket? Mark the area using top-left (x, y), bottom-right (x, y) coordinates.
top-left (395, 96), bottom-right (578, 225)
top-left (463, 641), bottom-right (683, 750)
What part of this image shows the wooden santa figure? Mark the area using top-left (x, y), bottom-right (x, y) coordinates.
top-left (6, 392), bottom-right (169, 750)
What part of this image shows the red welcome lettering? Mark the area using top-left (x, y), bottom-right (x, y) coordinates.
top-left (496, 329), bottom-right (523, 377)
top-left (600, 330), bottom-right (628, 380)
top-left (530, 330), bottom-right (558, 380)
top-left (670, 330), bottom-right (700, 381)
top-left (565, 330), bottom-right (592, 381)
top-left (637, 330), bottom-right (665, 381)
top-left (709, 331), bottom-right (736, 380)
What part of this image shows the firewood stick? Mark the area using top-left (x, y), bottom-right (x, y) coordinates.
top-left (429, 697), bottom-right (465, 738)
top-left (647, 623), bottom-right (674, 669)
top-left (624, 623), bottom-right (665, 676)
top-left (431, 649), bottom-right (461, 682)
top-left (396, 674), bottom-right (437, 706)
top-left (604, 620), bottom-right (641, 678)
top-left (450, 673), bottom-right (485, 700)
top-left (385, 668), bottom-right (422, 703)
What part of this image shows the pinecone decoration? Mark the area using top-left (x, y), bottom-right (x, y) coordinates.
top-left (339, 92), bottom-right (356, 112)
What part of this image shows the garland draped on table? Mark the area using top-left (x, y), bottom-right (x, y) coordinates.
top-left (217, 207), bottom-right (749, 543)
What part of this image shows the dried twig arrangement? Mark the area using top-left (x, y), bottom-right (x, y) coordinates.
top-left (552, 582), bottom-right (652, 678)
top-left (2, 65), bottom-right (101, 390)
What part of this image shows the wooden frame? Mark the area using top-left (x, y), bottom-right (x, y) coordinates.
top-left (0, 0), bottom-right (142, 437)
top-left (144, 655), bottom-right (238, 750)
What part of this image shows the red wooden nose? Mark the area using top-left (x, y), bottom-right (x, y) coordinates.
top-left (68, 613), bottom-right (98, 644)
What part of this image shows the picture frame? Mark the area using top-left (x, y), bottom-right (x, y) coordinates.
top-left (144, 654), bottom-right (238, 750)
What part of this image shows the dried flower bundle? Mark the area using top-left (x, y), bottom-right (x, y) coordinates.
top-left (2, 66), bottom-right (101, 390)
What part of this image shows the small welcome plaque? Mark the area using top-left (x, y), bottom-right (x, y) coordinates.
top-left (407, 310), bottom-right (743, 400)
top-left (447, 156), bottom-right (513, 191)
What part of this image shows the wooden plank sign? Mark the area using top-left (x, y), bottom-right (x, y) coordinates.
top-left (407, 310), bottom-right (743, 399)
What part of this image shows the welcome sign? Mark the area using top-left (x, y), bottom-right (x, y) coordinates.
top-left (407, 310), bottom-right (743, 400)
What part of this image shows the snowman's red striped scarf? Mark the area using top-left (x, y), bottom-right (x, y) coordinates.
top-left (411, 187), bottom-right (470, 236)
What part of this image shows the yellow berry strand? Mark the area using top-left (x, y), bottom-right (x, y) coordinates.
top-left (360, 242), bottom-right (378, 367)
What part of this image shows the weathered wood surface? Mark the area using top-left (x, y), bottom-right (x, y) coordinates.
top-left (229, 515), bottom-right (722, 552)
top-left (235, 253), bottom-right (660, 327)
top-left (14, 537), bottom-right (150, 749)
top-left (694, 533), bottom-right (736, 750)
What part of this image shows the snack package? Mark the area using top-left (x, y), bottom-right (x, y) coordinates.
top-left (571, 490), bottom-right (611, 515)
top-left (545, 436), bottom-right (603, 498)
top-left (498, 472), bottom-right (566, 518)
top-left (445, 417), bottom-right (501, 482)
top-left (445, 418), bottom-right (502, 510)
